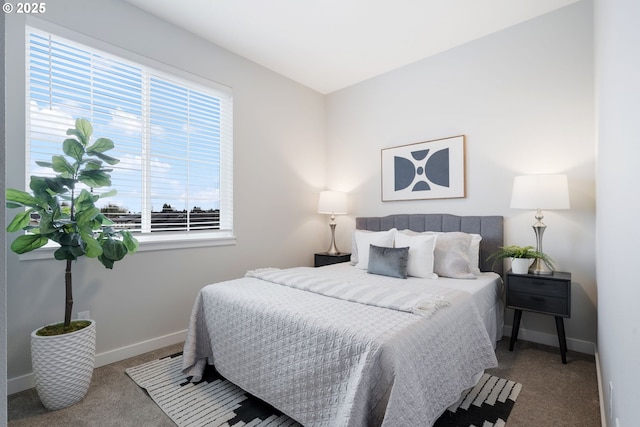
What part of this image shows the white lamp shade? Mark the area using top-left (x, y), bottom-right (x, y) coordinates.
top-left (510, 174), bottom-right (570, 210)
top-left (318, 191), bottom-right (347, 214)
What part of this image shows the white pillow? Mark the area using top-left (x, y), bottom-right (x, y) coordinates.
top-left (467, 234), bottom-right (482, 274)
top-left (430, 232), bottom-right (476, 279)
top-left (394, 231), bottom-right (438, 279)
top-left (353, 229), bottom-right (396, 269)
top-left (398, 229), bottom-right (482, 274)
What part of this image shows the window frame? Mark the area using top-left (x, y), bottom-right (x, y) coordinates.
top-left (19, 22), bottom-right (235, 259)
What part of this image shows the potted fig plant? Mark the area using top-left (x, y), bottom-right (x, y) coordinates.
top-left (5, 118), bottom-right (138, 410)
top-left (487, 245), bottom-right (555, 274)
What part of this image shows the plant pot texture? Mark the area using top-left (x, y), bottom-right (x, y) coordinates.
top-left (31, 320), bottom-right (97, 410)
top-left (511, 258), bottom-right (533, 275)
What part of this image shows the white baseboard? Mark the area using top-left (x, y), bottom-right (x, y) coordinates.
top-left (8, 329), bottom-right (187, 395)
top-left (502, 325), bottom-right (595, 355)
top-left (595, 344), bottom-right (607, 427)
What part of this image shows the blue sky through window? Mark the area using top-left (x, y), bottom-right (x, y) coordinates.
top-left (28, 30), bottom-right (223, 231)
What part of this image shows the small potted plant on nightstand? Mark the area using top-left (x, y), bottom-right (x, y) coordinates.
top-left (5, 118), bottom-right (138, 410)
top-left (487, 245), bottom-right (555, 274)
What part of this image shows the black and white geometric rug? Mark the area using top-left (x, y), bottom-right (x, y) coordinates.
top-left (126, 353), bottom-right (521, 427)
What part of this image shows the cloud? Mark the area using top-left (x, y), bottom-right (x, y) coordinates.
top-left (29, 101), bottom-right (75, 140)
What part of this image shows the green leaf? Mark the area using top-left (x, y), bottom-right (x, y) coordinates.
top-left (10, 234), bottom-right (49, 254)
top-left (63, 138), bottom-right (85, 162)
top-left (122, 230), bottom-right (139, 253)
top-left (83, 159), bottom-right (103, 170)
top-left (80, 230), bottom-right (102, 258)
top-left (95, 213), bottom-right (114, 225)
top-left (101, 238), bottom-right (127, 262)
top-left (99, 189), bottom-right (117, 199)
top-left (52, 155), bottom-right (76, 175)
top-left (78, 170), bottom-right (111, 188)
top-left (29, 176), bottom-right (51, 198)
top-left (66, 127), bottom-right (83, 142)
top-left (76, 118), bottom-right (93, 141)
top-left (35, 160), bottom-right (53, 168)
top-left (54, 245), bottom-right (79, 261)
top-left (6, 209), bottom-right (34, 232)
top-left (98, 254), bottom-right (115, 269)
top-left (5, 188), bottom-right (38, 207)
top-left (91, 151), bottom-right (120, 166)
top-left (86, 137), bottom-right (114, 154)
top-left (37, 213), bottom-right (58, 234)
top-left (76, 207), bottom-right (100, 227)
top-left (74, 189), bottom-right (98, 211)
top-left (43, 177), bottom-right (70, 195)
top-left (6, 202), bottom-right (22, 209)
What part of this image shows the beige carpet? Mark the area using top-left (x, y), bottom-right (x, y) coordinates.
top-left (8, 339), bottom-right (601, 426)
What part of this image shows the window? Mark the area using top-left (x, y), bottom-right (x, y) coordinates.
top-left (26, 27), bottom-right (233, 247)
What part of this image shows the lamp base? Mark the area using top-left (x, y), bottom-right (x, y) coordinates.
top-left (528, 258), bottom-right (553, 275)
top-left (326, 220), bottom-right (340, 255)
top-left (530, 219), bottom-right (553, 275)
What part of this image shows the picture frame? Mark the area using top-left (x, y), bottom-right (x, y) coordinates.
top-left (381, 135), bottom-right (466, 201)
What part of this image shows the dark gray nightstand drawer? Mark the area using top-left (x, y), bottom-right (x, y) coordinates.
top-left (508, 276), bottom-right (569, 298)
top-left (507, 292), bottom-right (569, 316)
top-left (506, 270), bottom-right (571, 363)
top-left (314, 253), bottom-right (351, 267)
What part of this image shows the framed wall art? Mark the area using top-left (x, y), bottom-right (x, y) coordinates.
top-left (381, 135), bottom-right (466, 201)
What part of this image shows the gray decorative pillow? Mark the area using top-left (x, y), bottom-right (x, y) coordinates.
top-left (432, 232), bottom-right (476, 279)
top-left (367, 244), bottom-right (409, 279)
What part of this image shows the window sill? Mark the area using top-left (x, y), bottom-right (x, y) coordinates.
top-left (17, 231), bottom-right (236, 261)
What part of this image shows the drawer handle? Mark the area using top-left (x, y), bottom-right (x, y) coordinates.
top-left (530, 296), bottom-right (545, 302)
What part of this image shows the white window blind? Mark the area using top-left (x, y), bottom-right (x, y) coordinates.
top-left (26, 28), bottom-right (233, 239)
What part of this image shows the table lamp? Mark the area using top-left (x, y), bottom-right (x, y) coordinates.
top-left (510, 174), bottom-right (570, 275)
top-left (318, 191), bottom-right (347, 255)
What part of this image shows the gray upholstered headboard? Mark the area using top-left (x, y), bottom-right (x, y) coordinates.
top-left (355, 214), bottom-right (504, 276)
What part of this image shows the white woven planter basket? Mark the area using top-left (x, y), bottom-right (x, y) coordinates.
top-left (31, 319), bottom-right (96, 410)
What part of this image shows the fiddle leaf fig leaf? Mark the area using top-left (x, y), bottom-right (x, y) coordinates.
top-left (83, 159), bottom-right (103, 170)
top-left (78, 170), bottom-right (112, 188)
top-left (80, 230), bottom-right (102, 258)
top-left (52, 155), bottom-right (75, 175)
top-left (96, 212), bottom-right (114, 225)
top-left (101, 238), bottom-right (127, 262)
top-left (6, 209), bottom-right (34, 232)
top-left (43, 177), bottom-right (70, 195)
top-left (10, 234), bottom-right (49, 254)
top-left (75, 118), bottom-right (93, 144)
top-left (98, 254), bottom-right (115, 269)
top-left (87, 137), bottom-right (114, 154)
top-left (99, 189), bottom-right (117, 199)
top-left (76, 207), bottom-right (100, 228)
top-left (91, 151), bottom-right (120, 165)
top-left (122, 230), bottom-right (139, 253)
top-left (54, 245), bottom-right (77, 261)
top-left (63, 138), bottom-right (85, 162)
top-left (35, 160), bottom-right (53, 168)
top-left (6, 188), bottom-right (38, 207)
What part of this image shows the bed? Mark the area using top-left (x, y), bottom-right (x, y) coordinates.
top-left (182, 213), bottom-right (504, 427)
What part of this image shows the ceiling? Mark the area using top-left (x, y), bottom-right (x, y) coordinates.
top-left (123, 0), bottom-right (579, 94)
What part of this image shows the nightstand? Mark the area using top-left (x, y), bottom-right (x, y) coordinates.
top-left (506, 270), bottom-right (571, 364)
top-left (314, 252), bottom-right (351, 267)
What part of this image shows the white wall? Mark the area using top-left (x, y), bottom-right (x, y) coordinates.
top-left (5, 0), bottom-right (326, 390)
top-left (326, 2), bottom-right (596, 350)
top-left (595, 0), bottom-right (640, 425)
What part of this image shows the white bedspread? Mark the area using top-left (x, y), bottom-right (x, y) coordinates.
top-left (182, 266), bottom-right (498, 427)
top-left (246, 267), bottom-right (450, 317)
